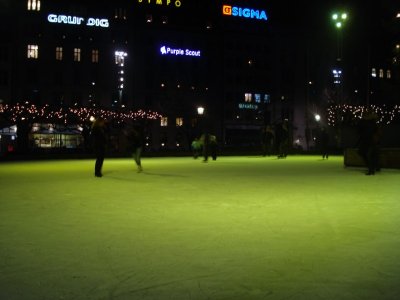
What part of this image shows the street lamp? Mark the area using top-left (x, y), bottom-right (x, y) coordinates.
top-left (194, 106), bottom-right (205, 139)
top-left (331, 11), bottom-right (348, 104)
top-left (197, 106), bottom-right (204, 115)
top-left (332, 12), bottom-right (347, 62)
top-left (332, 12), bottom-right (347, 29)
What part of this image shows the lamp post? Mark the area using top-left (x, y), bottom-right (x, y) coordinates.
top-left (114, 50), bottom-right (127, 108)
top-left (197, 106), bottom-right (204, 116)
top-left (332, 12), bottom-right (347, 62)
top-left (331, 12), bottom-right (348, 104)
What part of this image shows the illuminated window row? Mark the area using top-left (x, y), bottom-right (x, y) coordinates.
top-left (27, 0), bottom-right (40, 11)
top-left (28, 45), bottom-right (99, 63)
top-left (371, 68), bottom-right (391, 79)
top-left (160, 117), bottom-right (186, 127)
top-left (114, 8), bottom-right (127, 20)
top-left (146, 14), bottom-right (168, 24)
top-left (244, 93), bottom-right (270, 103)
top-left (27, 45), bottom-right (38, 59)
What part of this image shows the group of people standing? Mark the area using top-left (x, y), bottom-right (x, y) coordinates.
top-left (261, 120), bottom-right (331, 160)
top-left (91, 112), bottom-right (382, 177)
top-left (191, 133), bottom-right (218, 162)
top-left (260, 120), bottom-right (289, 159)
top-left (92, 117), bottom-right (219, 177)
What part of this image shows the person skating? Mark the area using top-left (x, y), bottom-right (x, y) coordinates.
top-left (200, 132), bottom-right (210, 162)
top-left (126, 123), bottom-right (145, 172)
top-left (319, 127), bottom-right (330, 160)
top-left (91, 117), bottom-right (107, 177)
top-left (209, 134), bottom-right (218, 161)
top-left (357, 111), bottom-right (381, 175)
top-left (276, 120), bottom-right (289, 159)
top-left (191, 137), bottom-right (202, 159)
top-left (261, 125), bottom-right (274, 156)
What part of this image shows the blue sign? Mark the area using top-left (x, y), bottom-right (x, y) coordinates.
top-left (160, 46), bottom-right (201, 57)
top-left (48, 14), bottom-right (109, 27)
top-left (222, 5), bottom-right (268, 21)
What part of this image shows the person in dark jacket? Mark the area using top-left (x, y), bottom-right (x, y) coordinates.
top-left (357, 111), bottom-right (381, 175)
top-left (200, 132), bottom-right (211, 162)
top-left (126, 123), bottom-right (144, 172)
top-left (276, 120), bottom-right (289, 159)
top-left (91, 117), bottom-right (107, 177)
top-left (209, 134), bottom-right (218, 161)
top-left (319, 127), bottom-right (330, 160)
top-left (261, 125), bottom-right (274, 156)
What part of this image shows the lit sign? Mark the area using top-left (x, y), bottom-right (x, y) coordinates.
top-left (239, 103), bottom-right (258, 110)
top-left (222, 5), bottom-right (268, 21)
top-left (137, 0), bottom-right (182, 8)
top-left (160, 46), bottom-right (201, 57)
top-left (47, 14), bottom-right (109, 28)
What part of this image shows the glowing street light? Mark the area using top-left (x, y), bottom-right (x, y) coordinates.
top-left (331, 11), bottom-right (348, 104)
top-left (332, 12), bottom-right (348, 57)
top-left (331, 11), bottom-right (348, 61)
top-left (332, 12), bottom-right (347, 29)
top-left (197, 106), bottom-right (205, 115)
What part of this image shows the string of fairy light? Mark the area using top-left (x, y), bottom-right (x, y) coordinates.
top-left (3, 103), bottom-right (400, 127)
top-left (327, 104), bottom-right (400, 126)
top-left (0, 102), bottom-right (163, 124)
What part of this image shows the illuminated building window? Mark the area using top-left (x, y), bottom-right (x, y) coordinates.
top-left (332, 69), bottom-right (342, 84)
top-left (161, 117), bottom-right (168, 127)
top-left (27, 45), bottom-right (38, 59)
top-left (92, 49), bottom-right (99, 63)
top-left (379, 69), bottom-right (384, 78)
top-left (55, 47), bottom-right (63, 60)
top-left (176, 117), bottom-right (183, 127)
top-left (244, 93), bottom-right (252, 102)
top-left (371, 68), bottom-right (376, 77)
top-left (27, 0), bottom-right (41, 11)
top-left (254, 94), bottom-right (261, 103)
top-left (73, 48), bottom-right (81, 62)
top-left (114, 8), bottom-right (127, 19)
top-left (387, 70), bottom-right (391, 79)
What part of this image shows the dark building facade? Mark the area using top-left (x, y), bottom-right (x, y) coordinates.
top-left (0, 0), bottom-right (399, 155)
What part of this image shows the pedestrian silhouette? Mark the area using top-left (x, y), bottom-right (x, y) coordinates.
top-left (91, 117), bottom-right (107, 177)
top-left (191, 137), bottom-right (201, 159)
top-left (357, 110), bottom-right (381, 175)
top-left (125, 122), bottom-right (144, 173)
top-left (319, 127), bottom-right (330, 159)
top-left (209, 134), bottom-right (218, 161)
top-left (276, 120), bottom-right (289, 159)
top-left (261, 125), bottom-right (274, 156)
top-left (200, 132), bottom-right (210, 162)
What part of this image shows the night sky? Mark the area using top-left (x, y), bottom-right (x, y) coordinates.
top-left (265, 0), bottom-right (398, 45)
top-left (265, 0), bottom-right (398, 64)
